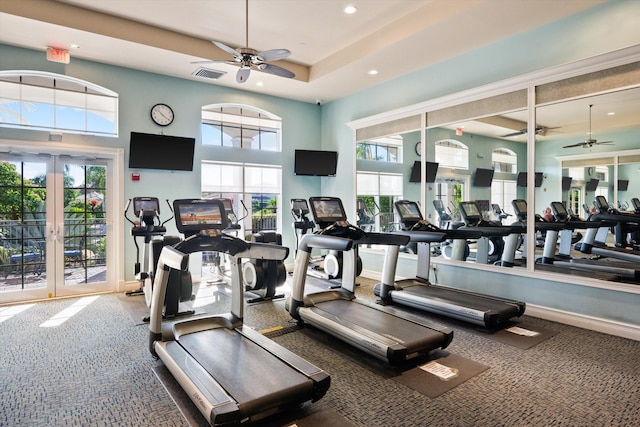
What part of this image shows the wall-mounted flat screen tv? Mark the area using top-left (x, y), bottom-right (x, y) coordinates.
top-left (516, 172), bottom-right (543, 187)
top-left (129, 132), bottom-right (195, 171)
top-left (586, 178), bottom-right (600, 191)
top-left (618, 179), bottom-right (629, 191)
top-left (409, 161), bottom-right (439, 183)
top-left (562, 176), bottom-right (573, 191)
top-left (294, 150), bottom-right (338, 176)
top-left (473, 168), bottom-right (494, 187)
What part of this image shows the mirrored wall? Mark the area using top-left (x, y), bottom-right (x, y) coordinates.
top-left (352, 54), bottom-right (640, 286)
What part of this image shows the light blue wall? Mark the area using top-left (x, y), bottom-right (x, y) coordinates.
top-left (0, 43), bottom-right (323, 279)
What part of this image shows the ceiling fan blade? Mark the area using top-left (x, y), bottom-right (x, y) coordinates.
top-left (257, 63), bottom-right (295, 78)
top-left (213, 41), bottom-right (242, 58)
top-left (563, 142), bottom-right (587, 148)
top-left (500, 129), bottom-right (526, 138)
top-left (256, 48), bottom-right (291, 62)
top-left (191, 59), bottom-right (233, 65)
top-left (236, 66), bottom-right (251, 83)
top-left (595, 140), bottom-right (614, 145)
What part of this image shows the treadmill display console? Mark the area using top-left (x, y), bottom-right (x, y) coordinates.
top-left (459, 201), bottom-right (480, 218)
top-left (173, 199), bottom-right (227, 233)
top-left (291, 199), bottom-right (309, 213)
top-left (396, 200), bottom-right (422, 220)
top-left (512, 199), bottom-right (528, 218)
top-left (309, 197), bottom-right (347, 223)
top-left (133, 197), bottom-right (160, 217)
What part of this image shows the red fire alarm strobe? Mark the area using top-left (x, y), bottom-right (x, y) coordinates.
top-left (131, 173), bottom-right (140, 181)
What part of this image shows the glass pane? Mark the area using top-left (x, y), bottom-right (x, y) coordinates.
top-left (56, 105), bottom-right (86, 131)
top-left (63, 163), bottom-right (107, 286)
top-left (202, 123), bottom-right (223, 146)
top-left (22, 102), bottom-right (54, 128)
top-left (260, 129), bottom-right (278, 151)
top-left (0, 160), bottom-right (47, 292)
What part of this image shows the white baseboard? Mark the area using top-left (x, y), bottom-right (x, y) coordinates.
top-left (360, 270), bottom-right (640, 342)
top-left (525, 304), bottom-right (640, 341)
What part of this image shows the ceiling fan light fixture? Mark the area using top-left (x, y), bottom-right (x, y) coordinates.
top-left (198, 0), bottom-right (294, 84)
top-left (344, 5), bottom-right (358, 14)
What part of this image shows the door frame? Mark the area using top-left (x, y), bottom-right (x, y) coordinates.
top-left (0, 139), bottom-right (125, 304)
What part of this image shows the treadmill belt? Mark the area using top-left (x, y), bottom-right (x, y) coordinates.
top-left (178, 328), bottom-right (313, 414)
top-left (401, 284), bottom-right (520, 314)
top-left (313, 299), bottom-right (446, 351)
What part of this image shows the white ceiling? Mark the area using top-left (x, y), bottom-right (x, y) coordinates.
top-left (0, 0), bottom-right (605, 104)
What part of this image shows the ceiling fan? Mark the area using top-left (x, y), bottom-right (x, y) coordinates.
top-left (193, 0), bottom-right (294, 83)
top-left (563, 104), bottom-right (614, 149)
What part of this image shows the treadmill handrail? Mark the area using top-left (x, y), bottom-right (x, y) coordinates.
top-left (298, 234), bottom-right (353, 253)
top-left (358, 231), bottom-right (410, 246)
top-left (395, 230), bottom-right (447, 243)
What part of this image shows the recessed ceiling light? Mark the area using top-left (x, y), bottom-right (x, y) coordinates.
top-left (607, 111), bottom-right (615, 115)
top-left (256, 81), bottom-right (264, 87)
top-left (344, 5), bottom-right (357, 14)
top-left (68, 43), bottom-right (80, 49)
top-left (367, 69), bottom-right (378, 75)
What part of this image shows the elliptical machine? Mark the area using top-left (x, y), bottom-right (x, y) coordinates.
top-left (242, 230), bottom-right (288, 303)
top-left (125, 197), bottom-right (194, 321)
top-left (207, 198), bottom-right (247, 283)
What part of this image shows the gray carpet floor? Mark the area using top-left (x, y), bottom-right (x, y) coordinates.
top-left (2, 277), bottom-right (640, 427)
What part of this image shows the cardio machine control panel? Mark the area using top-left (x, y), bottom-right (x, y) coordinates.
top-left (395, 200), bottom-right (441, 232)
top-left (308, 197), bottom-right (365, 240)
top-left (127, 197), bottom-right (168, 236)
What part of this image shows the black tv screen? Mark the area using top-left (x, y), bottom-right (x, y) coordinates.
top-left (294, 150), bottom-right (338, 176)
top-left (562, 176), bottom-right (573, 191)
top-left (586, 178), bottom-right (600, 191)
top-left (517, 172), bottom-right (544, 187)
top-left (473, 168), bottom-right (494, 187)
top-left (129, 132), bottom-right (195, 171)
top-left (409, 161), bottom-right (438, 183)
top-left (618, 179), bottom-right (629, 191)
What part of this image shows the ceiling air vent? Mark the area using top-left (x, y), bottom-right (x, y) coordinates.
top-left (192, 68), bottom-right (227, 80)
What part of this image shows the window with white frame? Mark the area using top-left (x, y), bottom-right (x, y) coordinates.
top-left (201, 161), bottom-right (282, 237)
top-left (356, 135), bottom-right (403, 163)
top-left (0, 71), bottom-right (118, 136)
top-left (357, 172), bottom-right (403, 232)
top-left (491, 179), bottom-right (517, 225)
top-left (201, 104), bottom-right (281, 151)
top-left (492, 148), bottom-right (517, 173)
top-left (434, 139), bottom-right (469, 170)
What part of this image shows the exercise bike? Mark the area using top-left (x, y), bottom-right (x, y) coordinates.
top-left (124, 197), bottom-right (194, 321)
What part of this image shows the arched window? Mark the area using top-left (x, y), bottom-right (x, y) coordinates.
top-left (201, 104), bottom-right (282, 151)
top-left (434, 139), bottom-right (468, 170)
top-left (492, 148), bottom-right (517, 173)
top-left (0, 70), bottom-right (118, 136)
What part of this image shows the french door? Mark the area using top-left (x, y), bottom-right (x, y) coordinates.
top-left (0, 152), bottom-right (114, 303)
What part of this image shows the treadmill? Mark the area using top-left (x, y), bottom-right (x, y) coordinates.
top-left (509, 199), bottom-right (620, 281)
top-left (375, 200), bottom-right (526, 328)
top-left (149, 199), bottom-right (331, 426)
top-left (575, 196), bottom-right (640, 268)
top-left (287, 197), bottom-right (454, 365)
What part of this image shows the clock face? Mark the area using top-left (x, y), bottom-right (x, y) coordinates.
top-left (150, 103), bottom-right (174, 126)
top-left (415, 141), bottom-right (422, 156)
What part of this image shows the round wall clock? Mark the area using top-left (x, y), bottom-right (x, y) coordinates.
top-left (414, 141), bottom-right (422, 156)
top-left (150, 103), bottom-right (174, 126)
